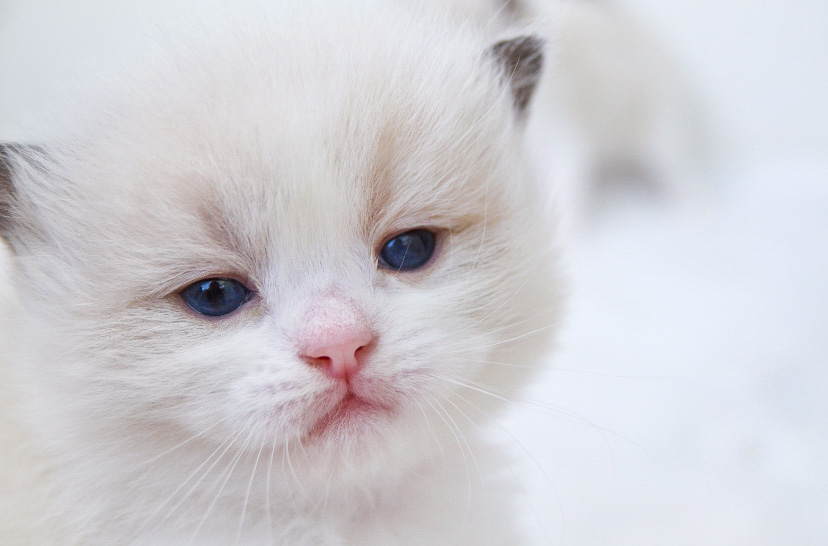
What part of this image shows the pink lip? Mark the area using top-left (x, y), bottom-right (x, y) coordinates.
top-left (308, 392), bottom-right (391, 439)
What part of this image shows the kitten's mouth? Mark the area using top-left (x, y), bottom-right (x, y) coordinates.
top-left (308, 391), bottom-right (392, 439)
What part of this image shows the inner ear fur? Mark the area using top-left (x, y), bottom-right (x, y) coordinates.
top-left (487, 35), bottom-right (545, 116)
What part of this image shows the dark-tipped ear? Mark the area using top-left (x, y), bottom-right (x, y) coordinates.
top-left (488, 35), bottom-right (544, 116)
top-left (0, 143), bottom-right (46, 241)
top-left (0, 144), bottom-right (15, 237)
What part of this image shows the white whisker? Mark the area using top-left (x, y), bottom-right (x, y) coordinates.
top-left (457, 356), bottom-right (671, 380)
top-left (452, 391), bottom-right (561, 546)
top-left (435, 371), bottom-right (642, 449)
top-left (426, 396), bottom-right (473, 520)
top-left (234, 431), bottom-right (266, 546)
top-left (439, 388), bottom-right (555, 545)
top-left (428, 372), bottom-right (608, 432)
top-left (454, 356), bottom-right (536, 369)
top-left (283, 438), bottom-right (305, 496)
top-left (133, 420), bottom-right (222, 472)
top-left (413, 397), bottom-right (446, 464)
top-left (439, 313), bottom-right (535, 352)
top-left (187, 426), bottom-right (257, 546)
top-left (315, 467), bottom-right (336, 513)
top-left (265, 441), bottom-right (275, 545)
top-left (139, 429), bottom-right (242, 536)
top-left (445, 322), bottom-right (561, 354)
top-left (434, 392), bottom-right (481, 479)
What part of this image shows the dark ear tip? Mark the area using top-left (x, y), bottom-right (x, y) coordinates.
top-left (488, 34), bottom-right (545, 115)
top-left (1, 143), bottom-right (49, 244)
top-left (1, 144), bottom-right (19, 236)
top-left (0, 145), bottom-right (11, 182)
top-left (490, 34), bottom-right (545, 57)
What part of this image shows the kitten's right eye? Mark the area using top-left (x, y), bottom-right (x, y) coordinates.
top-left (379, 229), bottom-right (437, 271)
top-left (180, 278), bottom-right (252, 317)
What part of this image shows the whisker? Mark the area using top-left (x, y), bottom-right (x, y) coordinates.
top-left (428, 372), bottom-right (567, 417)
top-left (187, 426), bottom-right (257, 546)
top-left (434, 392), bottom-right (482, 480)
top-left (457, 356), bottom-right (670, 381)
top-left (430, 263), bottom-right (537, 350)
top-left (432, 371), bottom-right (643, 450)
top-left (315, 467), bottom-right (336, 513)
top-left (235, 430), bottom-right (266, 546)
top-left (413, 398), bottom-right (446, 464)
top-left (444, 322), bottom-right (561, 354)
top-left (279, 440), bottom-right (295, 511)
top-left (454, 356), bottom-right (536, 369)
top-left (439, 313), bottom-right (535, 352)
top-left (138, 429), bottom-right (242, 536)
top-left (452, 391), bottom-right (562, 546)
top-left (439, 389), bottom-right (554, 545)
top-left (265, 441), bottom-right (275, 545)
top-left (283, 438), bottom-right (305, 496)
top-left (430, 265), bottom-right (554, 350)
top-left (428, 372), bottom-right (633, 447)
top-left (426, 396), bottom-right (473, 520)
top-left (133, 419), bottom-right (222, 472)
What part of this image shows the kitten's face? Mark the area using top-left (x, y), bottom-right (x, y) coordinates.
top-left (3, 13), bottom-right (558, 468)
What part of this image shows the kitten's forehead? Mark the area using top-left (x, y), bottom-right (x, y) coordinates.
top-left (47, 9), bottom-right (521, 298)
top-left (118, 24), bottom-right (505, 238)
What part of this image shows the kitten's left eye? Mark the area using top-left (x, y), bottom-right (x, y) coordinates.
top-left (180, 278), bottom-right (252, 317)
top-left (379, 229), bottom-right (437, 271)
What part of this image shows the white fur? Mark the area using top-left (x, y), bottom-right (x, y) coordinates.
top-left (0, 3), bottom-right (559, 544)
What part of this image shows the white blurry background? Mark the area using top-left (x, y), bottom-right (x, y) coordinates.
top-left (1, 1), bottom-right (826, 544)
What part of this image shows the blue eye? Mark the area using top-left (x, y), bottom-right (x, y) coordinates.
top-left (379, 229), bottom-right (437, 271)
top-left (180, 278), bottom-right (252, 317)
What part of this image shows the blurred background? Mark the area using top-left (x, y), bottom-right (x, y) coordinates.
top-left (1, 1), bottom-right (826, 544)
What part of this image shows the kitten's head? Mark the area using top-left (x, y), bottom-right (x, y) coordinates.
top-left (0, 10), bottom-right (558, 476)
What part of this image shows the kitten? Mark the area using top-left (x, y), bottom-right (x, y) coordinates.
top-left (0, 3), bottom-right (560, 544)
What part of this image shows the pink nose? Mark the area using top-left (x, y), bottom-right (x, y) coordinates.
top-left (302, 327), bottom-right (374, 381)
top-left (298, 295), bottom-right (375, 382)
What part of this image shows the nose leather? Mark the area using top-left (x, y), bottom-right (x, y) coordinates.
top-left (298, 294), bottom-right (374, 381)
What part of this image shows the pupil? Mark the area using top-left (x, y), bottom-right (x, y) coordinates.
top-left (404, 235), bottom-right (424, 255)
top-left (204, 280), bottom-right (223, 302)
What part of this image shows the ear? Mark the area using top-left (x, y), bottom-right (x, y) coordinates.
top-left (0, 144), bottom-right (15, 237)
top-left (487, 35), bottom-right (544, 117)
top-left (0, 143), bottom-right (47, 245)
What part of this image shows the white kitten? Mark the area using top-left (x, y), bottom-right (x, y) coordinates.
top-left (0, 3), bottom-right (560, 544)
